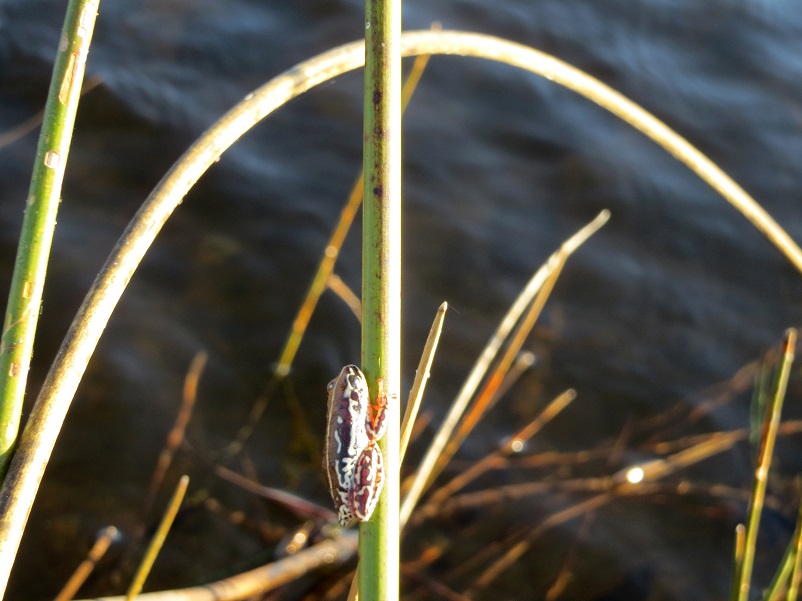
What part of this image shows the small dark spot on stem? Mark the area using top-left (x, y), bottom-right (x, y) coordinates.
top-left (373, 90), bottom-right (382, 106)
top-left (372, 186), bottom-right (383, 198)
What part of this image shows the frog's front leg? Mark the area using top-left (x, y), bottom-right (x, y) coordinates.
top-left (349, 439), bottom-right (385, 522)
top-left (367, 377), bottom-right (388, 440)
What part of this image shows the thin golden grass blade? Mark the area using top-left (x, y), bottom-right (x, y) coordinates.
top-left (417, 478), bottom-right (762, 525)
top-left (277, 179), bottom-right (363, 375)
top-left (434, 256), bottom-right (565, 481)
top-left (426, 389), bottom-right (575, 506)
top-left (787, 498), bottom-right (802, 600)
top-left (213, 464), bottom-right (336, 522)
top-left (327, 273), bottom-right (362, 321)
top-left (489, 351), bottom-right (537, 410)
top-left (401, 302), bottom-right (448, 464)
top-left (53, 526), bottom-right (118, 601)
top-left (613, 430), bottom-right (744, 485)
top-left (733, 524), bottom-right (753, 599)
top-left (126, 475), bottom-right (189, 601)
top-left (144, 352), bottom-right (206, 517)
top-left (469, 494), bottom-right (611, 594)
top-left (545, 512), bottom-right (596, 601)
top-left (347, 574), bottom-right (359, 601)
top-left (0, 76), bottom-right (103, 150)
top-left (400, 210), bottom-right (609, 527)
top-left (279, 48), bottom-right (431, 377)
top-left (734, 329), bottom-right (796, 601)
top-left (764, 494), bottom-right (802, 601)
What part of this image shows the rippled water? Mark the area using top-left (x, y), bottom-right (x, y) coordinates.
top-left (2, 1), bottom-right (802, 599)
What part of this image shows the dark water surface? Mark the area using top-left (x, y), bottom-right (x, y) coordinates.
top-left (2, 1), bottom-right (802, 599)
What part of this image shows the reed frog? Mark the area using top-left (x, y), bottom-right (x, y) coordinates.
top-left (323, 364), bottom-right (387, 527)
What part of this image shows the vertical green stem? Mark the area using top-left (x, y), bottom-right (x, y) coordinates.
top-left (361, 0), bottom-right (401, 598)
top-left (0, 0), bottom-right (99, 475)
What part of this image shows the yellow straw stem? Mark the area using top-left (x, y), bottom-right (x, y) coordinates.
top-left (126, 476), bottom-right (189, 601)
top-left (734, 329), bottom-right (796, 601)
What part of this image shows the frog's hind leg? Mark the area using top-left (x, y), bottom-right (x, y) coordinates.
top-left (350, 441), bottom-right (385, 522)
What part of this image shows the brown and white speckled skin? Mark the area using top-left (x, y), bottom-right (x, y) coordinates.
top-left (323, 365), bottom-right (387, 527)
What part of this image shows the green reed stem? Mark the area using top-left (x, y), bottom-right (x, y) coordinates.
top-left (0, 0), bottom-right (99, 477)
top-left (733, 329), bottom-right (796, 601)
top-left (360, 0), bottom-right (401, 599)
